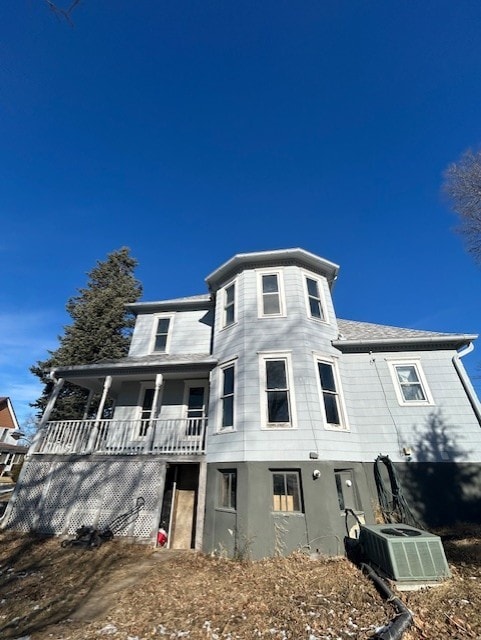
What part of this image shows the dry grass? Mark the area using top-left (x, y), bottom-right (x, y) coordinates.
top-left (0, 526), bottom-right (480, 639)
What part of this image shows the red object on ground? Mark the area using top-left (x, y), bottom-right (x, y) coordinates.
top-left (157, 529), bottom-right (168, 547)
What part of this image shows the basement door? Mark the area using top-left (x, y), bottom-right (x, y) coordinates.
top-left (160, 464), bottom-right (199, 549)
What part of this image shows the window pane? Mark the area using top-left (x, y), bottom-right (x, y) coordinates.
top-left (272, 472), bottom-right (301, 512)
top-left (309, 298), bottom-right (322, 318)
top-left (188, 387), bottom-right (204, 410)
top-left (225, 305), bottom-right (235, 325)
top-left (318, 363), bottom-right (336, 392)
top-left (154, 334), bottom-right (167, 351)
top-left (402, 384), bottom-right (426, 401)
top-left (157, 318), bottom-right (170, 333)
top-left (286, 473), bottom-right (301, 511)
top-left (223, 366), bottom-right (234, 395)
top-left (396, 366), bottom-right (418, 383)
top-left (220, 471), bottom-right (237, 510)
top-left (324, 393), bottom-right (340, 424)
top-left (225, 285), bottom-right (235, 304)
top-left (263, 294), bottom-right (281, 315)
top-left (266, 360), bottom-right (287, 389)
top-left (306, 278), bottom-right (319, 297)
top-left (262, 274), bottom-right (279, 293)
top-left (268, 391), bottom-right (289, 422)
top-left (222, 396), bottom-right (234, 428)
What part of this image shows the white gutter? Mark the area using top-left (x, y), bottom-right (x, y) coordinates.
top-left (453, 342), bottom-right (481, 427)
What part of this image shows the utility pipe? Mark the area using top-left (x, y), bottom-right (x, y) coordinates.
top-left (453, 343), bottom-right (481, 427)
top-left (361, 563), bottom-right (413, 640)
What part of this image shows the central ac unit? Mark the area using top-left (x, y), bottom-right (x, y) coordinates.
top-left (359, 523), bottom-right (451, 582)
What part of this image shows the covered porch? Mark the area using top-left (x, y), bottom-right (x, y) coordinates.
top-left (31, 355), bottom-right (217, 458)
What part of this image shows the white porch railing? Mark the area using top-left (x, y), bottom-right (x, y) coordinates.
top-left (34, 417), bottom-right (207, 455)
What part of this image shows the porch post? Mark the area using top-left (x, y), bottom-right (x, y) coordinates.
top-left (148, 374), bottom-right (164, 450)
top-left (82, 389), bottom-right (95, 420)
top-left (194, 460), bottom-right (207, 551)
top-left (96, 376), bottom-right (112, 421)
top-left (29, 375), bottom-right (65, 455)
top-left (87, 376), bottom-right (112, 452)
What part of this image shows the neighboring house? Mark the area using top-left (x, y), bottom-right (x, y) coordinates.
top-left (0, 397), bottom-right (28, 477)
top-left (4, 249), bottom-right (481, 557)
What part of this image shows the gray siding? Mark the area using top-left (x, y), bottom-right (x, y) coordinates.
top-left (129, 309), bottom-right (212, 357)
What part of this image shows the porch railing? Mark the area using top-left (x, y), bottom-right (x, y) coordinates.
top-left (34, 417), bottom-right (207, 455)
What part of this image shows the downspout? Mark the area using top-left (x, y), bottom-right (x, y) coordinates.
top-left (453, 343), bottom-right (481, 427)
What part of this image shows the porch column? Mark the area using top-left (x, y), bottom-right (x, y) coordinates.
top-left (194, 460), bottom-right (207, 551)
top-left (82, 389), bottom-right (95, 420)
top-left (96, 376), bottom-right (112, 421)
top-left (87, 376), bottom-right (112, 452)
top-left (29, 375), bottom-right (65, 455)
top-left (148, 374), bottom-right (164, 450)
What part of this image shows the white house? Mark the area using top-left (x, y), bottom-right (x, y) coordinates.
top-left (4, 249), bottom-right (481, 557)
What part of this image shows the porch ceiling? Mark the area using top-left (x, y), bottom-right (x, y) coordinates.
top-left (54, 355), bottom-right (217, 394)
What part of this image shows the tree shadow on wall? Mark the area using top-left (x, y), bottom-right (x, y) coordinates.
top-left (402, 409), bottom-right (481, 529)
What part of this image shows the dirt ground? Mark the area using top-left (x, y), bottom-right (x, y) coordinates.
top-left (0, 526), bottom-right (480, 640)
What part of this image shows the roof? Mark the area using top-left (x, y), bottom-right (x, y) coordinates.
top-left (334, 318), bottom-right (477, 352)
top-left (55, 353), bottom-right (217, 380)
top-left (126, 294), bottom-right (212, 315)
top-left (205, 248), bottom-right (340, 292)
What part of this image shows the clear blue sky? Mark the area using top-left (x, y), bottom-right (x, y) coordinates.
top-left (3, 1), bottom-right (481, 425)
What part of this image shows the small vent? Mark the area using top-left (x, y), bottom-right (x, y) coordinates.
top-left (359, 524), bottom-right (451, 582)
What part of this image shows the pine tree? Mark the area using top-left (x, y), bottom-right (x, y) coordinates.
top-left (30, 247), bottom-right (142, 420)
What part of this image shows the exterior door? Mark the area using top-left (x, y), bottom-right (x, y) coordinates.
top-left (184, 382), bottom-right (208, 438)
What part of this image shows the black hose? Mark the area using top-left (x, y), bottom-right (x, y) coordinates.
top-left (374, 455), bottom-right (420, 528)
top-left (361, 563), bottom-right (413, 640)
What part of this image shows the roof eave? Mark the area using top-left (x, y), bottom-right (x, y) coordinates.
top-left (332, 334), bottom-right (478, 352)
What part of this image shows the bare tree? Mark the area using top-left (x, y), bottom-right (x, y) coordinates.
top-left (443, 148), bottom-right (481, 263)
top-left (44, 0), bottom-right (82, 25)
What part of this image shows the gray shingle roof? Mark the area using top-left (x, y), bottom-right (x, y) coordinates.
top-left (335, 318), bottom-right (477, 350)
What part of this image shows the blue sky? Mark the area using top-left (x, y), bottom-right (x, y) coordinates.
top-left (2, 1), bottom-right (481, 425)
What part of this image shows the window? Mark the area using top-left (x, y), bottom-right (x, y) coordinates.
top-left (220, 363), bottom-right (235, 430)
top-left (223, 283), bottom-right (235, 327)
top-left (272, 471), bottom-right (302, 512)
top-left (219, 470), bottom-right (237, 510)
top-left (153, 316), bottom-right (171, 353)
top-left (258, 271), bottom-right (285, 317)
top-left (389, 361), bottom-right (433, 405)
top-left (262, 357), bottom-right (293, 427)
top-left (316, 359), bottom-right (347, 430)
top-left (305, 276), bottom-right (325, 321)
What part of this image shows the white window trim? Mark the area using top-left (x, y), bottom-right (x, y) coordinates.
top-left (150, 313), bottom-right (174, 354)
top-left (387, 359), bottom-right (434, 406)
top-left (313, 354), bottom-right (349, 431)
top-left (221, 279), bottom-right (237, 330)
top-left (259, 352), bottom-right (297, 429)
top-left (256, 269), bottom-right (286, 318)
top-left (217, 359), bottom-right (237, 433)
top-left (302, 270), bottom-right (329, 324)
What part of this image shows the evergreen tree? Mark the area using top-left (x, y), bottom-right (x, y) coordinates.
top-left (31, 247), bottom-right (142, 420)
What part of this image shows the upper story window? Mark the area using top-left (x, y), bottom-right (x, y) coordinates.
top-left (223, 282), bottom-right (236, 327)
top-left (152, 316), bottom-right (172, 353)
top-left (316, 358), bottom-right (348, 431)
top-left (258, 271), bottom-right (285, 317)
top-left (388, 361), bottom-right (434, 406)
top-left (305, 276), bottom-right (325, 321)
top-left (220, 362), bottom-right (235, 431)
top-left (260, 354), bottom-right (295, 428)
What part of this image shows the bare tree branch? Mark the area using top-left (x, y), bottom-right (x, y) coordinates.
top-left (44, 0), bottom-right (82, 26)
top-left (443, 148), bottom-right (481, 263)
